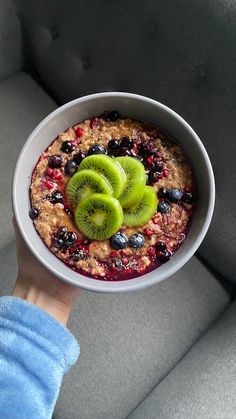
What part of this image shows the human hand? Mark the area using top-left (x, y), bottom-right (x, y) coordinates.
top-left (12, 218), bottom-right (80, 325)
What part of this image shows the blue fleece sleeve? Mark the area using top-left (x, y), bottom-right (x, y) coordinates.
top-left (0, 296), bottom-right (80, 419)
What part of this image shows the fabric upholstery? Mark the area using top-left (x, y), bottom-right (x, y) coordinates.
top-left (128, 300), bottom-right (236, 419)
top-left (53, 257), bottom-right (229, 419)
top-left (0, 72), bottom-right (56, 249)
top-left (0, 243), bottom-right (229, 418)
top-left (0, 0), bottom-right (22, 79)
top-left (12, 0), bottom-right (236, 282)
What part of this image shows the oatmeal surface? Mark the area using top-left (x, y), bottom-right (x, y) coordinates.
top-left (30, 113), bottom-right (195, 281)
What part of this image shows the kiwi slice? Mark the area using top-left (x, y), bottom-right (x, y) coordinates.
top-left (66, 169), bottom-right (113, 207)
top-left (123, 186), bottom-right (158, 227)
top-left (78, 155), bottom-right (125, 198)
top-left (75, 193), bottom-right (123, 240)
top-left (115, 156), bottom-right (146, 208)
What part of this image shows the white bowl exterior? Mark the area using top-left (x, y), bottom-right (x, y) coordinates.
top-left (12, 93), bottom-right (215, 293)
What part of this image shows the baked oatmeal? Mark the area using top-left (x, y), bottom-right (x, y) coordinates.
top-left (29, 111), bottom-right (195, 281)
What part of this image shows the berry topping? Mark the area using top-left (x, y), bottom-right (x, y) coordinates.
top-left (184, 185), bottom-right (192, 193)
top-left (168, 188), bottom-right (183, 203)
top-left (65, 159), bottom-right (78, 176)
top-left (120, 136), bottom-right (134, 150)
top-left (108, 139), bottom-right (120, 150)
top-left (118, 149), bottom-right (132, 157)
top-left (153, 161), bottom-right (164, 172)
top-left (48, 155), bottom-right (63, 168)
top-left (52, 170), bottom-right (63, 181)
top-left (158, 187), bottom-right (169, 198)
top-left (114, 259), bottom-right (123, 269)
top-left (50, 190), bottom-right (63, 204)
top-left (129, 233), bottom-right (145, 249)
top-left (156, 241), bottom-right (166, 251)
top-left (54, 237), bottom-right (65, 249)
top-left (90, 119), bottom-right (98, 129)
top-left (156, 249), bottom-right (171, 263)
top-left (45, 167), bottom-right (53, 177)
top-left (61, 141), bottom-right (73, 153)
top-left (146, 156), bottom-right (154, 166)
top-left (107, 110), bottom-right (120, 122)
top-left (88, 144), bottom-right (107, 155)
top-left (157, 201), bottom-right (170, 214)
top-left (149, 172), bottom-right (161, 183)
top-left (162, 168), bottom-right (170, 178)
top-left (144, 228), bottom-right (153, 239)
top-left (71, 249), bottom-right (86, 261)
top-left (72, 150), bottom-right (86, 164)
top-left (29, 208), bottom-right (39, 220)
top-left (65, 231), bottom-right (77, 246)
top-left (53, 229), bottom-right (77, 249)
top-left (43, 180), bottom-right (54, 190)
top-left (182, 192), bottom-right (193, 203)
top-left (110, 232), bottom-right (129, 250)
top-left (148, 246), bottom-right (156, 257)
top-left (75, 126), bottom-right (84, 137)
top-left (57, 226), bottom-right (68, 238)
top-left (138, 140), bottom-right (156, 157)
top-left (110, 251), bottom-right (117, 258)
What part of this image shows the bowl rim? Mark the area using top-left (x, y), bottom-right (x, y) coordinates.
top-left (12, 92), bottom-right (215, 293)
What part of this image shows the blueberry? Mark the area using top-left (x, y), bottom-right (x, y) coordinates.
top-left (120, 137), bottom-right (134, 150)
top-left (129, 233), bottom-right (145, 249)
top-left (107, 110), bottom-right (119, 122)
top-left (88, 144), bottom-right (107, 155)
top-left (158, 187), bottom-right (169, 198)
top-left (57, 226), bottom-right (68, 238)
top-left (54, 237), bottom-right (65, 249)
top-left (65, 231), bottom-right (77, 246)
top-left (157, 249), bottom-right (171, 263)
top-left (72, 151), bottom-right (86, 164)
top-left (108, 139), bottom-right (120, 150)
top-left (48, 155), bottom-right (63, 168)
top-left (71, 249), bottom-right (86, 261)
top-left (156, 241), bottom-right (166, 251)
top-left (50, 190), bottom-right (63, 204)
top-left (110, 232), bottom-right (129, 250)
top-left (65, 159), bottom-right (78, 176)
top-left (168, 189), bottom-right (183, 203)
top-left (29, 208), bottom-right (39, 220)
top-left (157, 201), bottom-right (170, 214)
top-left (60, 141), bottom-right (73, 153)
top-left (182, 192), bottom-right (193, 203)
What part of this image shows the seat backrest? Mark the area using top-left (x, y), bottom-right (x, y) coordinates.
top-left (0, 0), bottom-right (22, 80)
top-left (13, 0), bottom-right (236, 282)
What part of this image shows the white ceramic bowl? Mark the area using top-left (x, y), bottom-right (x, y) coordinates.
top-left (12, 92), bottom-right (215, 293)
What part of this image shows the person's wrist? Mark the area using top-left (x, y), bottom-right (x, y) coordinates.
top-left (12, 275), bottom-right (72, 325)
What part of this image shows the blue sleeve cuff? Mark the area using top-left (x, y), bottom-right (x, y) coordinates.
top-left (0, 295), bottom-right (80, 372)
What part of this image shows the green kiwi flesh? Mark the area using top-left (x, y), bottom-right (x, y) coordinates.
top-left (123, 186), bottom-right (158, 227)
top-left (75, 193), bottom-right (123, 240)
top-left (115, 156), bottom-right (146, 208)
top-left (66, 169), bottom-right (113, 207)
top-left (77, 155), bottom-right (126, 198)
